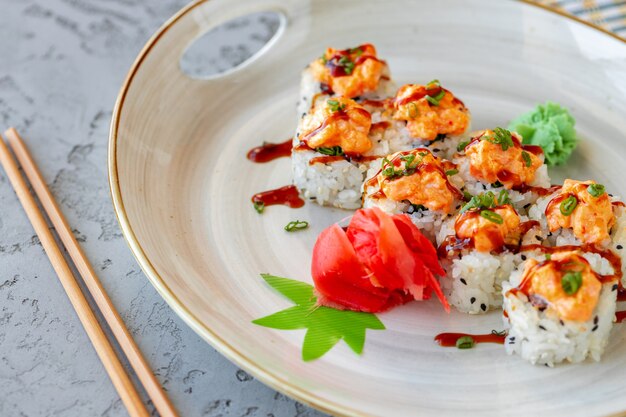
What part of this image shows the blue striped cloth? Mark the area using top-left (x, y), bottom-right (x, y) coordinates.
top-left (538, 0), bottom-right (626, 38)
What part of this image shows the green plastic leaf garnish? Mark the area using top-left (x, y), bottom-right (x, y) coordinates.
top-left (252, 274), bottom-right (385, 361)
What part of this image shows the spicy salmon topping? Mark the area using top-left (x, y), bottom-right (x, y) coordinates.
top-left (300, 97), bottom-right (372, 154)
top-left (310, 44), bottom-right (386, 98)
top-left (515, 251), bottom-right (602, 322)
top-left (463, 128), bottom-right (543, 189)
top-left (545, 179), bottom-right (615, 245)
top-left (391, 81), bottom-right (470, 141)
top-left (455, 205), bottom-right (521, 253)
top-left (376, 149), bottom-right (461, 214)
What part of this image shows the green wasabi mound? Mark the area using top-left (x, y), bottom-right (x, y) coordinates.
top-left (508, 101), bottom-right (577, 166)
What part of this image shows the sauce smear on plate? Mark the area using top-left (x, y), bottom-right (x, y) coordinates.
top-left (434, 332), bottom-right (506, 347)
top-left (251, 185), bottom-right (304, 209)
top-left (247, 139), bottom-right (292, 163)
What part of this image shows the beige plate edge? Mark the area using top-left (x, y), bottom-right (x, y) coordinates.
top-left (106, 1), bottom-right (626, 416)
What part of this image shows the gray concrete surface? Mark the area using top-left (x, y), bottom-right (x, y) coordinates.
top-left (0, 1), bottom-right (327, 416)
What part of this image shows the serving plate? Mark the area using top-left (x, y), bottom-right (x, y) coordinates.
top-left (108, 1), bottom-right (626, 416)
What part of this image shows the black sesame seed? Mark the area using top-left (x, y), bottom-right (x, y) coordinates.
top-left (610, 193), bottom-right (614, 197)
top-left (559, 320), bottom-right (564, 326)
top-left (301, 113), bottom-right (306, 118)
top-left (612, 284), bottom-right (618, 291)
top-left (470, 297), bottom-right (476, 304)
top-left (508, 340), bottom-right (515, 344)
top-left (592, 324), bottom-right (599, 332)
top-left (509, 336), bottom-right (516, 341)
top-left (455, 205), bottom-right (461, 210)
top-left (296, 132), bottom-right (300, 138)
top-left (433, 148), bottom-right (441, 152)
top-left (545, 364), bottom-right (550, 367)
top-left (460, 278), bottom-right (467, 285)
top-left (480, 303), bottom-right (487, 311)
top-left (538, 306), bottom-right (546, 312)
top-left (594, 316), bottom-right (599, 325)
top-left (617, 245), bottom-right (623, 250)
top-left (521, 255), bottom-right (527, 261)
top-left (523, 203), bottom-right (531, 209)
top-left (482, 184), bottom-right (487, 190)
top-left (547, 232), bottom-right (553, 237)
top-left (535, 236), bottom-right (543, 242)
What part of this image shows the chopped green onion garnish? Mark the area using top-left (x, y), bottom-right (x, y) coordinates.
top-left (407, 102), bottom-right (419, 119)
top-left (338, 55), bottom-right (355, 74)
top-left (284, 220), bottom-right (309, 232)
top-left (349, 46), bottom-right (363, 56)
top-left (463, 191), bottom-right (472, 201)
top-left (320, 54), bottom-right (327, 64)
top-left (457, 141), bottom-right (469, 152)
top-left (461, 191), bottom-right (497, 213)
top-left (327, 99), bottom-right (345, 113)
top-left (482, 127), bottom-right (514, 151)
top-left (316, 146), bottom-right (344, 156)
top-left (253, 201), bottom-right (265, 214)
top-left (456, 336), bottom-right (475, 349)
top-left (545, 253), bottom-right (552, 261)
top-left (587, 183), bottom-right (606, 198)
top-left (425, 89), bottom-right (446, 106)
top-left (426, 79), bottom-right (441, 89)
top-left (497, 189), bottom-right (511, 205)
top-left (522, 150), bottom-right (532, 167)
top-left (561, 270), bottom-right (583, 295)
top-left (480, 209), bottom-right (504, 224)
top-left (445, 169), bottom-right (459, 176)
top-left (559, 195), bottom-right (578, 216)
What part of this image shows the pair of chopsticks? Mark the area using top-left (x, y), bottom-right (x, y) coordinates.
top-left (0, 128), bottom-right (179, 417)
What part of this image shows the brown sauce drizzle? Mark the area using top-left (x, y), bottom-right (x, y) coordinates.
top-left (395, 86), bottom-right (447, 106)
top-left (251, 185), bottom-right (304, 209)
top-left (300, 107), bottom-right (371, 145)
top-left (616, 311), bottom-right (626, 323)
top-left (613, 201), bottom-right (626, 208)
top-left (617, 288), bottom-right (626, 302)
top-left (370, 121), bottom-right (390, 131)
top-left (360, 98), bottom-right (389, 108)
top-left (325, 43), bottom-right (385, 77)
top-left (513, 184), bottom-right (561, 197)
top-left (246, 139), bottom-right (292, 163)
top-left (434, 332), bottom-right (506, 347)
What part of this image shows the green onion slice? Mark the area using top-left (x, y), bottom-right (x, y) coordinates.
top-left (425, 89), bottom-right (446, 106)
top-left (587, 183), bottom-right (606, 198)
top-left (456, 336), bottom-right (475, 349)
top-left (253, 201), bottom-right (265, 214)
top-left (559, 195), bottom-right (578, 216)
top-left (480, 209), bottom-right (504, 224)
top-left (561, 270), bottom-right (583, 295)
top-left (284, 220), bottom-right (309, 232)
top-left (445, 169), bottom-right (459, 176)
top-left (522, 150), bottom-right (532, 167)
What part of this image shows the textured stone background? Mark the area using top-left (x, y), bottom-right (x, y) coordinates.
top-left (0, 1), bottom-right (326, 416)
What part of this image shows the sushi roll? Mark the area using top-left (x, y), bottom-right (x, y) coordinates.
top-left (436, 190), bottom-right (542, 314)
top-left (503, 250), bottom-right (618, 366)
top-left (454, 128), bottom-right (551, 214)
top-left (528, 179), bottom-right (626, 284)
top-left (362, 148), bottom-right (464, 241)
top-left (297, 43), bottom-right (396, 116)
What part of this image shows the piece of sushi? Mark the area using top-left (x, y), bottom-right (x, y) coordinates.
top-left (503, 250), bottom-right (618, 366)
top-left (297, 43), bottom-right (396, 117)
top-left (454, 128), bottom-right (551, 214)
top-left (362, 148), bottom-right (464, 241)
top-left (528, 179), bottom-right (626, 285)
top-left (293, 96), bottom-right (418, 209)
top-left (436, 191), bottom-right (542, 314)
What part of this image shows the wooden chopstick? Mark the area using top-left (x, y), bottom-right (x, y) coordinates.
top-left (0, 133), bottom-right (150, 417)
top-left (4, 128), bottom-right (179, 417)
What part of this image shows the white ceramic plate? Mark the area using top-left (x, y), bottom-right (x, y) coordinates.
top-left (109, 1), bottom-right (626, 416)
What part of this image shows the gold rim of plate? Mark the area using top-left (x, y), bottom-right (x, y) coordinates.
top-left (107, 1), bottom-right (626, 416)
